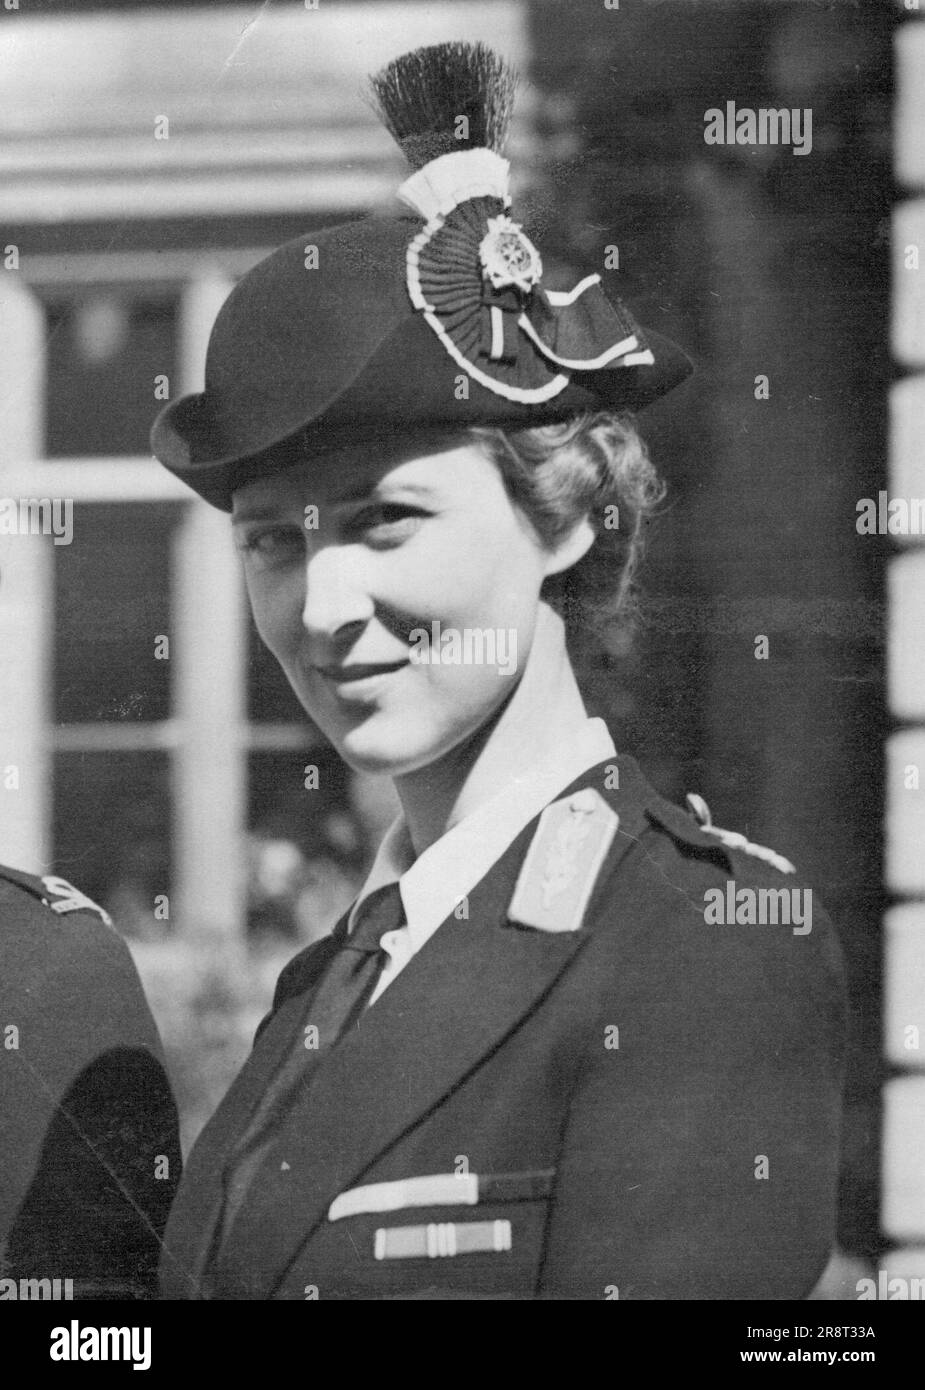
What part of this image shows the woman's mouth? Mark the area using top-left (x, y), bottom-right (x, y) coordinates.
top-left (314, 659), bottom-right (410, 699)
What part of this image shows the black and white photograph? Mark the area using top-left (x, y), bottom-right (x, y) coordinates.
top-left (0, 0), bottom-right (917, 1347)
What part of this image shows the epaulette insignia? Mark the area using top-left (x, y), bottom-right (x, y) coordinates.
top-left (508, 788), bottom-right (619, 933)
top-left (685, 794), bottom-right (796, 876)
top-left (40, 875), bottom-right (113, 927)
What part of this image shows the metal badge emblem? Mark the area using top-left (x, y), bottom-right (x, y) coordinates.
top-left (479, 215), bottom-right (543, 293)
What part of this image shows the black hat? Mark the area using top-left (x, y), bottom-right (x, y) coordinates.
top-left (151, 42), bottom-right (692, 511)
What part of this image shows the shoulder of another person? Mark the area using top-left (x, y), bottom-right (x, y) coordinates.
top-left (0, 861), bottom-right (174, 1107)
top-left (0, 861), bottom-right (115, 928)
top-left (0, 862), bottom-right (153, 1020)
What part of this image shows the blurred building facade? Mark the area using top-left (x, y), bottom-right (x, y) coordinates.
top-left (0, 0), bottom-right (909, 1288)
top-left (887, 6), bottom-right (925, 1302)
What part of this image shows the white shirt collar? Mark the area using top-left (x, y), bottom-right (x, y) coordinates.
top-left (347, 717), bottom-right (616, 947)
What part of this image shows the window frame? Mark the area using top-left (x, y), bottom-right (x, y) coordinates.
top-left (0, 253), bottom-right (319, 935)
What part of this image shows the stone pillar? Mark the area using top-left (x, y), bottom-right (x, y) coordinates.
top-left (0, 266), bottom-right (51, 869)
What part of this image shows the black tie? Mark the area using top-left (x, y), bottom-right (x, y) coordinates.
top-left (211, 883), bottom-right (405, 1261)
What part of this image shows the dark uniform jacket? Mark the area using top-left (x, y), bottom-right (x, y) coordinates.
top-left (0, 865), bottom-right (181, 1299)
top-left (160, 753), bottom-right (846, 1301)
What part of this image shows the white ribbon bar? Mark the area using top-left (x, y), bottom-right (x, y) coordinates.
top-left (329, 1173), bottom-right (479, 1222)
top-left (373, 1220), bottom-right (513, 1260)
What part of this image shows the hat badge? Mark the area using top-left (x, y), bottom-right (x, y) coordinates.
top-left (479, 215), bottom-right (543, 294)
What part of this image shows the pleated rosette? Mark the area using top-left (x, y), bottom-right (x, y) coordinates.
top-left (399, 149), bottom-right (655, 404)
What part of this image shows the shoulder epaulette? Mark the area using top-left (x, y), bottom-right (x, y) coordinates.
top-left (645, 794), bottom-right (796, 876)
top-left (683, 793), bottom-right (796, 875)
top-left (0, 863), bottom-right (113, 926)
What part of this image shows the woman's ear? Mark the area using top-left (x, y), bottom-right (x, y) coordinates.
top-left (542, 513), bottom-right (596, 578)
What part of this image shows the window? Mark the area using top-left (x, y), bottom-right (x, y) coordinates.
top-left (0, 258), bottom-right (356, 941)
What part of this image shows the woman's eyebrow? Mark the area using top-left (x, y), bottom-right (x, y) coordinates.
top-left (330, 479), bottom-right (441, 505)
top-left (232, 480), bottom-right (441, 522)
top-left (230, 504), bottom-right (290, 527)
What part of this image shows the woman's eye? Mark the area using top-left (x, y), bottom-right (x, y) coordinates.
top-left (236, 526), bottom-right (303, 567)
top-left (347, 504), bottom-right (426, 545)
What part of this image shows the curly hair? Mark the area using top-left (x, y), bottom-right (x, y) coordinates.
top-left (470, 411), bottom-right (665, 645)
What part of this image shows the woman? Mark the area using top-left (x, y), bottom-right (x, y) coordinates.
top-left (151, 43), bottom-right (845, 1300)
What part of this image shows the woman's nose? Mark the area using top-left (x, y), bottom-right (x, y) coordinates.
top-left (300, 545), bottom-right (375, 640)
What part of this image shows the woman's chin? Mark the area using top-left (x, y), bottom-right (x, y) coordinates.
top-left (334, 726), bottom-right (435, 778)
top-left (333, 717), bottom-right (472, 780)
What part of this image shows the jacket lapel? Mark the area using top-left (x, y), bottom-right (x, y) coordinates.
top-left (159, 930), bottom-right (343, 1297)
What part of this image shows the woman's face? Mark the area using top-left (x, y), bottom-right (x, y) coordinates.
top-left (232, 435), bottom-right (564, 776)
